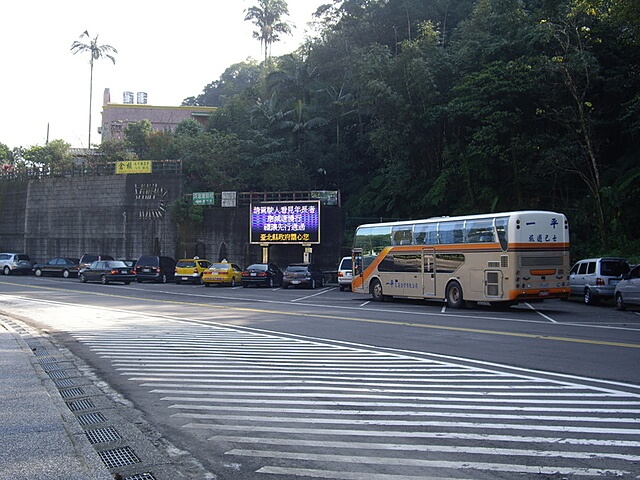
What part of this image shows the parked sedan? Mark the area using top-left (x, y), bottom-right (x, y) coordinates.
top-left (614, 264), bottom-right (640, 311)
top-left (202, 262), bottom-right (243, 287)
top-left (79, 260), bottom-right (135, 285)
top-left (33, 258), bottom-right (80, 278)
top-left (241, 263), bottom-right (283, 288)
top-left (282, 263), bottom-right (324, 289)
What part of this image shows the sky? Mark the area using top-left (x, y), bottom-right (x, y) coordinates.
top-left (0, 0), bottom-right (327, 149)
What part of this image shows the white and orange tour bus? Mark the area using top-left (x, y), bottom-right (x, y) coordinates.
top-left (351, 210), bottom-right (570, 308)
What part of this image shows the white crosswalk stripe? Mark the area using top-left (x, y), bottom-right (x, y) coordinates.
top-left (24, 306), bottom-right (640, 479)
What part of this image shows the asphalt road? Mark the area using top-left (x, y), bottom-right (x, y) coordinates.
top-left (1, 275), bottom-right (639, 479)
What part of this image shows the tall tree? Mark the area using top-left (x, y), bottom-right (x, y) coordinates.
top-left (70, 31), bottom-right (117, 148)
top-left (244, 0), bottom-right (292, 62)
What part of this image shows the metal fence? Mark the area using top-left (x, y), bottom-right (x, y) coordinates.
top-left (0, 160), bottom-right (182, 180)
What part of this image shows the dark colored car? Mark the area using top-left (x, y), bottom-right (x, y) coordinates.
top-left (241, 263), bottom-right (283, 288)
top-left (33, 258), bottom-right (81, 278)
top-left (282, 263), bottom-right (324, 289)
top-left (79, 260), bottom-right (135, 285)
top-left (135, 255), bottom-right (176, 283)
top-left (79, 254), bottom-right (115, 269)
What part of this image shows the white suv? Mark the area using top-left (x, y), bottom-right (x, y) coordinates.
top-left (0, 253), bottom-right (33, 275)
top-left (337, 256), bottom-right (353, 291)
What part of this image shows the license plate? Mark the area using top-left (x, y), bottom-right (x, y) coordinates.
top-left (291, 280), bottom-right (301, 285)
top-left (119, 270), bottom-right (128, 274)
top-left (250, 273), bottom-right (256, 276)
top-left (143, 268), bottom-right (150, 273)
top-left (539, 290), bottom-right (549, 297)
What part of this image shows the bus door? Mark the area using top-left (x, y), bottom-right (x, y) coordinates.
top-left (351, 249), bottom-right (365, 293)
top-left (422, 248), bottom-right (436, 296)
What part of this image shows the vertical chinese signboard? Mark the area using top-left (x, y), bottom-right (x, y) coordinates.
top-left (250, 201), bottom-right (321, 244)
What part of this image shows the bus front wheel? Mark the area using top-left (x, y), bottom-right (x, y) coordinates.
top-left (370, 279), bottom-right (386, 302)
top-left (446, 281), bottom-right (465, 309)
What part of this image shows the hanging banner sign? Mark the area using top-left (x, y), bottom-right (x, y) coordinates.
top-left (116, 160), bottom-right (152, 174)
top-left (250, 201), bottom-right (321, 244)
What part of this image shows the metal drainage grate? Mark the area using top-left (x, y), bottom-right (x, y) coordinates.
top-left (48, 370), bottom-right (69, 379)
top-left (42, 363), bottom-right (64, 372)
top-left (85, 427), bottom-right (121, 444)
top-left (66, 398), bottom-right (95, 412)
top-left (124, 473), bottom-right (157, 480)
top-left (33, 349), bottom-right (49, 357)
top-left (37, 356), bottom-right (58, 364)
top-left (60, 387), bottom-right (85, 398)
top-left (54, 378), bottom-right (75, 388)
top-left (98, 446), bottom-right (141, 469)
top-left (77, 412), bottom-right (107, 426)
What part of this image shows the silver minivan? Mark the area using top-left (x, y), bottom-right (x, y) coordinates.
top-left (569, 257), bottom-right (630, 305)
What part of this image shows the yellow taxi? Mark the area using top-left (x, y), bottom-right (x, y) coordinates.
top-left (174, 257), bottom-right (212, 284)
top-left (202, 261), bottom-right (243, 287)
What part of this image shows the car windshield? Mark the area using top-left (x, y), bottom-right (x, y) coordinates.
top-left (177, 261), bottom-right (196, 268)
top-left (210, 264), bottom-right (230, 271)
top-left (16, 254), bottom-right (30, 262)
top-left (601, 260), bottom-right (630, 276)
top-left (246, 264), bottom-right (267, 271)
top-left (106, 261), bottom-right (128, 268)
top-left (340, 258), bottom-right (352, 270)
top-left (287, 265), bottom-right (309, 272)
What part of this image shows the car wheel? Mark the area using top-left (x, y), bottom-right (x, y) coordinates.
top-left (160, 274), bottom-right (167, 283)
top-left (584, 288), bottom-right (598, 305)
top-left (268, 278), bottom-right (274, 288)
top-left (124, 281), bottom-right (131, 285)
top-left (79, 273), bottom-right (87, 283)
top-left (136, 278), bottom-right (143, 283)
top-left (242, 283), bottom-right (248, 288)
top-left (370, 279), bottom-right (385, 302)
top-left (35, 269), bottom-right (43, 277)
top-left (3, 266), bottom-right (10, 275)
top-left (204, 282), bottom-right (211, 287)
top-left (310, 279), bottom-right (316, 289)
top-left (615, 293), bottom-right (627, 311)
top-left (231, 278), bottom-right (236, 287)
top-left (339, 285), bottom-right (345, 291)
top-left (446, 281), bottom-right (466, 309)
top-left (100, 275), bottom-right (108, 285)
top-left (62, 269), bottom-right (70, 279)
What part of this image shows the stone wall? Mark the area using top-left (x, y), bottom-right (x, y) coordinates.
top-left (0, 174), bottom-right (182, 263)
top-left (0, 176), bottom-right (346, 270)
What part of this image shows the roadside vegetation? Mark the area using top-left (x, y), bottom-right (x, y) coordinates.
top-left (1, 0), bottom-right (638, 261)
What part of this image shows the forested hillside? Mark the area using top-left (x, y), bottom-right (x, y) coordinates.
top-left (179, 0), bottom-right (639, 259)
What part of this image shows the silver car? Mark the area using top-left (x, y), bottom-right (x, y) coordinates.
top-left (614, 264), bottom-right (640, 311)
top-left (569, 257), bottom-right (630, 305)
top-left (0, 253), bottom-right (32, 275)
top-left (337, 256), bottom-right (353, 291)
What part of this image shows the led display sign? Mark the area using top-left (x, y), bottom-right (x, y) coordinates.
top-left (250, 201), bottom-right (320, 244)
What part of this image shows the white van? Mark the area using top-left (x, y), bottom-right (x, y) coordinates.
top-left (337, 256), bottom-right (353, 291)
top-left (569, 257), bottom-right (630, 304)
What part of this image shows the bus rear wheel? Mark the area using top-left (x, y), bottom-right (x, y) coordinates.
top-left (370, 279), bottom-right (386, 302)
top-left (446, 281), bottom-right (465, 309)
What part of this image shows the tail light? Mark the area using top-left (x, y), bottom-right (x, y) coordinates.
top-left (338, 272), bottom-right (344, 278)
top-left (109, 269), bottom-right (118, 274)
top-left (258, 272), bottom-right (267, 277)
top-left (596, 277), bottom-right (605, 286)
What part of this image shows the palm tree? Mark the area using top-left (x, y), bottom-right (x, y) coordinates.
top-left (244, 0), bottom-right (292, 63)
top-left (70, 31), bottom-right (117, 147)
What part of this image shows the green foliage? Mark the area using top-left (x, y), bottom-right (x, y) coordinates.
top-left (169, 198), bottom-right (204, 225)
top-left (170, 0), bottom-right (638, 258)
top-left (124, 120), bottom-right (153, 158)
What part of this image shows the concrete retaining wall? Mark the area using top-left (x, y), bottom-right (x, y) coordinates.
top-left (0, 176), bottom-right (346, 271)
